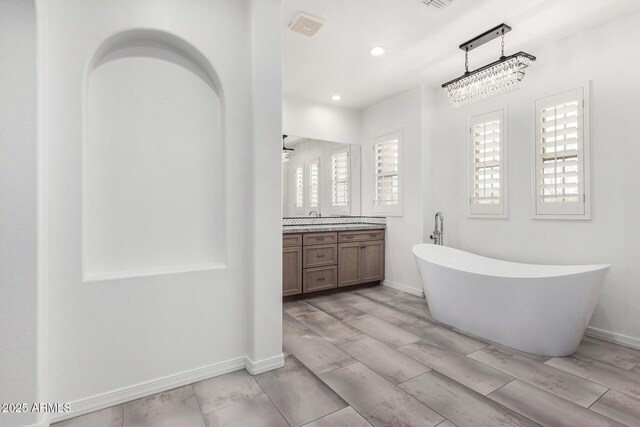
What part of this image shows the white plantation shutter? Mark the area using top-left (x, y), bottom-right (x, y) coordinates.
top-left (469, 109), bottom-right (507, 217)
top-left (535, 87), bottom-right (588, 218)
top-left (373, 131), bottom-right (401, 214)
top-left (308, 159), bottom-right (320, 209)
top-left (331, 148), bottom-right (349, 208)
top-left (295, 166), bottom-right (304, 212)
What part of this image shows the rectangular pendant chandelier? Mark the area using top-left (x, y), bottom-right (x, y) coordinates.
top-left (442, 24), bottom-right (536, 107)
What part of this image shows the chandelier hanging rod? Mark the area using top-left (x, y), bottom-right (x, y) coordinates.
top-left (458, 23), bottom-right (512, 52)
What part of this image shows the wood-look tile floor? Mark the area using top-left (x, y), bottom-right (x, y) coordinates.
top-left (54, 286), bottom-right (640, 427)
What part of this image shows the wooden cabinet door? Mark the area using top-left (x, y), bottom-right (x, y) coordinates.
top-left (338, 242), bottom-right (361, 287)
top-left (283, 246), bottom-right (302, 296)
top-left (360, 240), bottom-right (385, 283)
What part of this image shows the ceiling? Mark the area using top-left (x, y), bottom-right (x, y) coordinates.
top-left (283, 0), bottom-right (640, 109)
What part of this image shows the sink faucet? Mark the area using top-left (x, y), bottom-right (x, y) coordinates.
top-left (308, 211), bottom-right (320, 218)
top-left (430, 212), bottom-right (444, 245)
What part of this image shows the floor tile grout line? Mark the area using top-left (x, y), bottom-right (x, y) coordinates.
top-left (490, 379), bottom-right (623, 427)
top-left (315, 359), bottom-right (360, 376)
top-left (392, 374), bottom-right (450, 427)
top-left (189, 383), bottom-right (209, 427)
top-left (253, 373), bottom-right (293, 427)
top-left (573, 350), bottom-right (640, 373)
top-left (344, 292), bottom-right (492, 354)
top-left (290, 300), bottom-right (362, 343)
top-left (395, 368), bottom-right (434, 386)
top-left (321, 293), bottom-right (411, 326)
top-left (575, 349), bottom-right (640, 372)
top-left (544, 355), bottom-right (640, 400)
top-left (482, 379), bottom-right (554, 427)
top-left (336, 334), bottom-right (434, 380)
top-left (401, 333), bottom-right (619, 410)
top-left (352, 290), bottom-right (436, 323)
top-left (484, 377), bottom-right (518, 397)
top-left (283, 328), bottom-right (308, 336)
top-left (467, 351), bottom-right (611, 408)
top-left (341, 318), bottom-right (424, 350)
top-left (586, 387), bottom-right (611, 410)
top-left (297, 406), bottom-right (345, 427)
top-left (583, 336), bottom-right (640, 361)
top-left (396, 339), bottom-right (516, 392)
top-left (191, 376), bottom-right (272, 419)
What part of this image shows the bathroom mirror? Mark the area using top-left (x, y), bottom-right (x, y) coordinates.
top-left (282, 136), bottom-right (361, 217)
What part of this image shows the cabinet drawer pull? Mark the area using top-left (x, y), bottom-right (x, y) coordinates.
top-left (317, 277), bottom-right (325, 281)
top-left (317, 254), bottom-right (325, 258)
top-left (346, 235), bottom-right (354, 239)
top-left (316, 237), bottom-right (325, 241)
top-left (369, 234), bottom-right (378, 237)
top-left (360, 244), bottom-right (366, 248)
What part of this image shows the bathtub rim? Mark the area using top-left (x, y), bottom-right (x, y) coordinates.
top-left (413, 243), bottom-right (610, 280)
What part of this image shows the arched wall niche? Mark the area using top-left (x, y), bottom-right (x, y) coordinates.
top-left (82, 28), bottom-right (227, 281)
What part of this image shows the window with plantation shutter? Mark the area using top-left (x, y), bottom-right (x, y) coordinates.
top-left (331, 148), bottom-right (349, 208)
top-left (534, 86), bottom-right (589, 219)
top-left (308, 159), bottom-right (320, 209)
top-left (295, 166), bottom-right (304, 213)
top-left (373, 131), bottom-right (402, 215)
top-left (469, 109), bottom-right (507, 217)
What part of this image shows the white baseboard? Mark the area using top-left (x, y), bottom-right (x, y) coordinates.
top-left (585, 326), bottom-right (640, 350)
top-left (382, 280), bottom-right (424, 297)
top-left (50, 356), bottom-right (246, 423)
top-left (245, 353), bottom-right (285, 375)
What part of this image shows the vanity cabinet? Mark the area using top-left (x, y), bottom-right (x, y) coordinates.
top-left (282, 228), bottom-right (384, 297)
top-left (338, 234), bottom-right (384, 287)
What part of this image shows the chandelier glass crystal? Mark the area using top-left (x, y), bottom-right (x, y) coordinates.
top-left (443, 53), bottom-right (535, 107)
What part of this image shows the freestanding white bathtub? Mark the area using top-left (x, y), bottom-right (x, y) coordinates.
top-left (413, 244), bottom-right (610, 356)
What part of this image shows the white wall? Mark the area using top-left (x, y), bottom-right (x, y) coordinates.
top-left (0, 2), bottom-right (41, 426)
top-left (84, 33), bottom-right (225, 280)
top-left (40, 0), bottom-right (282, 423)
top-left (361, 88), bottom-right (424, 295)
top-left (283, 97), bottom-right (360, 145)
top-left (426, 11), bottom-right (640, 345)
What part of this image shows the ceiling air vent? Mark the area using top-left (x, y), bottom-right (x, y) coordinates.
top-left (422, 0), bottom-right (453, 8)
top-left (289, 12), bottom-right (325, 37)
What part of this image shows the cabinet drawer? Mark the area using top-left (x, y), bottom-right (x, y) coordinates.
top-left (303, 266), bottom-right (338, 293)
top-left (338, 229), bottom-right (385, 243)
top-left (303, 232), bottom-right (337, 245)
top-left (283, 233), bottom-right (302, 247)
top-left (303, 244), bottom-right (337, 268)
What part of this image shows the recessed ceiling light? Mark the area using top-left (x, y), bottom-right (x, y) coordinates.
top-left (370, 46), bottom-right (386, 56)
top-left (331, 95), bottom-right (342, 101)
